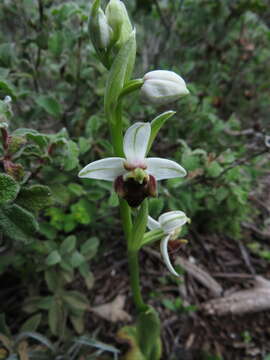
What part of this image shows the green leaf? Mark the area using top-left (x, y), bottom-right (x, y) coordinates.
top-left (148, 111), bottom-right (176, 153)
top-left (60, 235), bottom-right (77, 254)
top-left (48, 298), bottom-right (65, 336)
top-left (75, 335), bottom-right (120, 355)
top-left (71, 199), bottom-right (93, 225)
top-left (13, 128), bottom-right (49, 148)
top-left (206, 161), bottom-right (223, 177)
top-left (79, 262), bottom-right (95, 289)
top-left (45, 270), bottom-right (61, 292)
top-left (70, 314), bottom-right (84, 334)
top-left (0, 79), bottom-right (16, 98)
top-left (70, 251), bottom-right (85, 268)
top-left (80, 237), bottom-right (99, 259)
top-left (14, 332), bottom-right (55, 352)
top-left (104, 31), bottom-right (136, 118)
top-left (117, 326), bottom-right (145, 360)
top-left (46, 250), bottom-right (62, 266)
top-left (63, 291), bottom-right (89, 311)
top-left (48, 31), bottom-right (65, 57)
top-left (68, 183), bottom-right (85, 197)
top-left (63, 140), bottom-right (79, 171)
top-left (0, 204), bottom-right (39, 243)
top-left (36, 95), bottom-right (62, 117)
top-left (136, 306), bottom-right (161, 360)
top-left (16, 185), bottom-right (52, 214)
top-left (0, 173), bottom-right (20, 204)
top-left (20, 314), bottom-right (42, 333)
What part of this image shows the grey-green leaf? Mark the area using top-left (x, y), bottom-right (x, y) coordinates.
top-left (0, 204), bottom-right (39, 243)
top-left (0, 173), bottom-right (20, 204)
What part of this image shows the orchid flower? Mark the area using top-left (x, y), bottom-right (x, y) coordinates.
top-left (79, 122), bottom-right (186, 207)
top-left (147, 211), bottom-right (190, 276)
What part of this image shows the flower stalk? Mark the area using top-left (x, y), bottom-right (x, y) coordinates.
top-left (80, 2), bottom-right (191, 358)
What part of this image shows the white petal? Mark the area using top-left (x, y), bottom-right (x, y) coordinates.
top-left (160, 235), bottom-right (180, 277)
top-left (143, 70), bottom-right (186, 84)
top-left (141, 79), bottom-right (189, 105)
top-left (159, 211), bottom-right (188, 234)
top-left (78, 157), bottom-right (125, 181)
top-left (147, 216), bottom-right (161, 231)
top-left (123, 122), bottom-right (151, 164)
top-left (146, 158), bottom-right (186, 180)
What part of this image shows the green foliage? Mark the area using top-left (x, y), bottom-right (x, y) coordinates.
top-left (0, 173), bottom-right (19, 204)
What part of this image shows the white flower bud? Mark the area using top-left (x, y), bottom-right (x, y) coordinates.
top-left (89, 7), bottom-right (112, 50)
top-left (141, 70), bottom-right (189, 105)
top-left (105, 0), bottom-right (132, 48)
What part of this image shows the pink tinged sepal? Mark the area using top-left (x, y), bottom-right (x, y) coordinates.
top-left (78, 157), bottom-right (125, 181)
top-left (160, 235), bottom-right (180, 277)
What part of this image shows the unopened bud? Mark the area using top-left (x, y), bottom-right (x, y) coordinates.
top-left (105, 0), bottom-right (132, 48)
top-left (141, 70), bottom-right (189, 105)
top-left (89, 5), bottom-right (112, 50)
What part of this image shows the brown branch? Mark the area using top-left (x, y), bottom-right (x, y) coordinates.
top-left (175, 257), bottom-right (223, 298)
top-left (201, 276), bottom-right (270, 316)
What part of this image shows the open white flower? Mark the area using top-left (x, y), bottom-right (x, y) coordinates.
top-left (79, 122), bottom-right (186, 206)
top-left (147, 211), bottom-right (190, 276)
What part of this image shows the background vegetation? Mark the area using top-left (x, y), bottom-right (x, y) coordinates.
top-left (0, 0), bottom-right (270, 359)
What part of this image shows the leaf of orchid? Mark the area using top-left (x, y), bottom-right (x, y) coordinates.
top-left (124, 122), bottom-right (151, 163)
top-left (104, 31), bottom-right (136, 121)
top-left (78, 158), bottom-right (125, 181)
top-left (147, 216), bottom-right (160, 231)
top-left (147, 111), bottom-right (176, 154)
top-left (124, 30), bottom-right (136, 84)
top-left (160, 235), bottom-right (180, 277)
top-left (130, 199), bottom-right (148, 250)
top-left (146, 158), bottom-right (186, 180)
top-left (159, 211), bottom-right (188, 234)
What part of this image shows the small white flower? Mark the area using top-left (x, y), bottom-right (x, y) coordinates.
top-left (147, 211), bottom-right (190, 276)
top-left (4, 96), bottom-right (12, 104)
top-left (79, 122), bottom-right (186, 206)
top-left (141, 70), bottom-right (189, 105)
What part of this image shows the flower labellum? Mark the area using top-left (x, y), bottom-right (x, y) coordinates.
top-left (141, 70), bottom-right (189, 105)
top-left (147, 211), bottom-right (190, 276)
top-left (79, 122), bottom-right (186, 207)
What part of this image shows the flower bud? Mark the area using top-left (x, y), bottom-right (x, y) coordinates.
top-left (89, 6), bottom-right (112, 50)
top-left (105, 0), bottom-right (132, 49)
top-left (141, 70), bottom-right (189, 105)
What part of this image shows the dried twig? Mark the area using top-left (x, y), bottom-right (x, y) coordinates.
top-left (175, 257), bottom-right (223, 297)
top-left (201, 276), bottom-right (270, 316)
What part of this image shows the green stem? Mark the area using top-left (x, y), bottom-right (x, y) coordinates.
top-left (127, 250), bottom-right (147, 312)
top-left (119, 198), bottom-right (132, 240)
top-left (111, 102), bottom-right (124, 157)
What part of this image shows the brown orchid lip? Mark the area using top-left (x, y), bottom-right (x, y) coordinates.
top-left (114, 174), bottom-right (157, 207)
